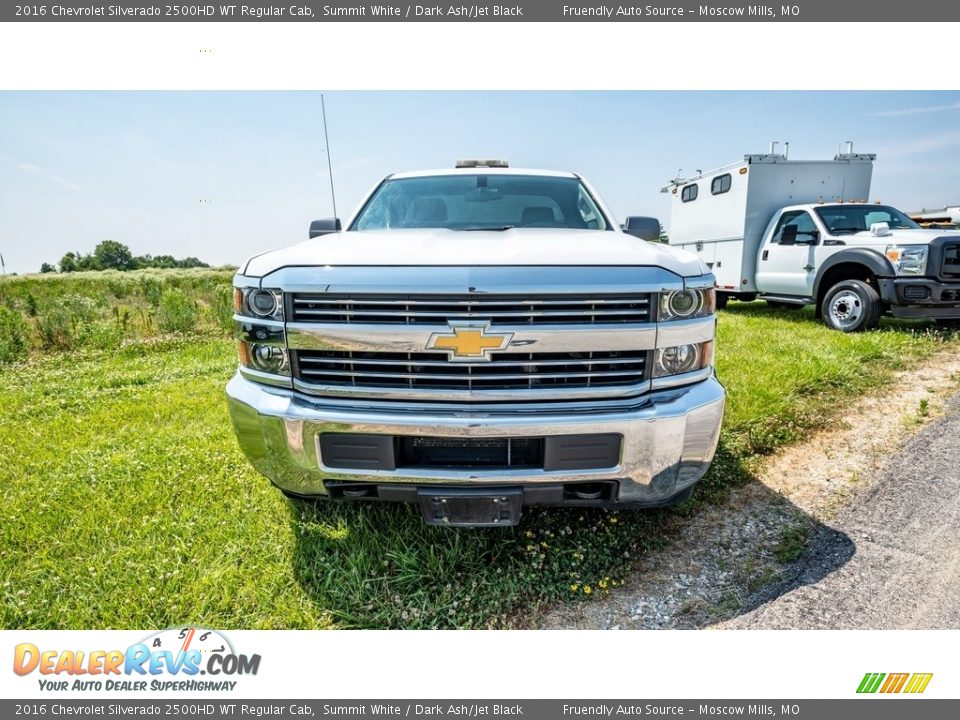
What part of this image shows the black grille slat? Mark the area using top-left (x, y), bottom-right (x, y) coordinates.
top-left (291, 297), bottom-right (650, 307)
top-left (293, 350), bottom-right (648, 391)
top-left (290, 293), bottom-right (652, 325)
top-left (943, 244), bottom-right (960, 279)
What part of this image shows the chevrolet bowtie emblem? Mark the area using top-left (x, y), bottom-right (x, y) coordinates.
top-left (426, 323), bottom-right (514, 362)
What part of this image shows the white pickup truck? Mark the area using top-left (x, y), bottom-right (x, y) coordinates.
top-left (664, 145), bottom-right (960, 331)
top-left (226, 161), bottom-right (724, 526)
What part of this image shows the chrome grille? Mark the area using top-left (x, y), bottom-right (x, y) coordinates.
top-left (293, 350), bottom-right (649, 393)
top-left (289, 293), bottom-right (652, 325)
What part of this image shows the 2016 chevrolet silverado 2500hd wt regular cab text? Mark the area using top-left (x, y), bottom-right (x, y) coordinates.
top-left (664, 144), bottom-right (960, 331)
top-left (226, 162), bottom-right (725, 527)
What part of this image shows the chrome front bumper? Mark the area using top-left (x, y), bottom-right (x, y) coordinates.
top-left (226, 373), bottom-right (725, 506)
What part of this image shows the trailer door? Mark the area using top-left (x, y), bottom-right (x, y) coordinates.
top-left (755, 210), bottom-right (818, 298)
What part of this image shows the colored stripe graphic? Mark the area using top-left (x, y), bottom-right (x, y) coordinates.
top-left (857, 673), bottom-right (885, 693)
top-left (904, 673), bottom-right (934, 694)
top-left (880, 673), bottom-right (909, 693)
top-left (857, 672), bottom-right (932, 694)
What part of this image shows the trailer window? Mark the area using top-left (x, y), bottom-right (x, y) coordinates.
top-left (681, 183), bottom-right (698, 203)
top-left (711, 174), bottom-right (731, 195)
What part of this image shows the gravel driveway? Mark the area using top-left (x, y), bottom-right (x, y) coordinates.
top-left (538, 350), bottom-right (960, 630)
top-left (721, 392), bottom-right (960, 629)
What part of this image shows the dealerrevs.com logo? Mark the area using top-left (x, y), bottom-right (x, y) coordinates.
top-left (13, 628), bottom-right (261, 692)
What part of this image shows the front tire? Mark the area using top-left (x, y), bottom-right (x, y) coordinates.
top-left (821, 279), bottom-right (882, 332)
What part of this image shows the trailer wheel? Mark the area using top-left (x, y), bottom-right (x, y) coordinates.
top-left (821, 280), bottom-right (882, 332)
top-left (715, 293), bottom-right (730, 310)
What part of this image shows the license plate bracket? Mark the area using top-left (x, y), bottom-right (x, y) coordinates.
top-left (417, 488), bottom-right (523, 527)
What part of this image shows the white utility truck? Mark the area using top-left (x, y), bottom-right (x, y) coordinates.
top-left (663, 144), bottom-right (960, 331)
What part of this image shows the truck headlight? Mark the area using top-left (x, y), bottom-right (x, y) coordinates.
top-left (238, 341), bottom-right (290, 377)
top-left (659, 288), bottom-right (715, 321)
top-left (885, 246), bottom-right (928, 276)
top-left (234, 287), bottom-right (284, 320)
top-left (653, 341), bottom-right (713, 378)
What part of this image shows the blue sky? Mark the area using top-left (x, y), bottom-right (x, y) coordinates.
top-left (1, 91), bottom-right (959, 274)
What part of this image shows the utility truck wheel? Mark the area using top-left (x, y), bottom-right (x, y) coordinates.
top-left (822, 280), bottom-right (881, 332)
top-left (766, 300), bottom-right (802, 310)
top-left (715, 293), bottom-right (729, 310)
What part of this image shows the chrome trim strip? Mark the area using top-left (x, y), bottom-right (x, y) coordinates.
top-left (286, 322), bottom-right (659, 354)
top-left (655, 316), bottom-right (716, 347)
top-left (233, 314), bottom-right (284, 330)
top-left (239, 366), bottom-right (293, 388)
top-left (261, 265), bottom-right (685, 294)
top-left (650, 366), bottom-right (715, 391)
top-left (232, 385), bottom-right (659, 415)
top-left (292, 377), bottom-right (652, 402)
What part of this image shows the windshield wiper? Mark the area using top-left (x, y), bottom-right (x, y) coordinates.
top-left (460, 225), bottom-right (515, 232)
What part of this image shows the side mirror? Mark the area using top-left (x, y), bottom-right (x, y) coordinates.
top-left (780, 224), bottom-right (799, 245)
top-left (622, 216), bottom-right (662, 242)
top-left (309, 218), bottom-right (342, 238)
top-left (780, 224), bottom-right (818, 246)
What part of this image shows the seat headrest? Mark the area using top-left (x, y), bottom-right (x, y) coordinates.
top-left (521, 206), bottom-right (555, 225)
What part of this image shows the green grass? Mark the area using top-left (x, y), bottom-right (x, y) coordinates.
top-left (1, 292), bottom-right (956, 629)
top-left (0, 269), bottom-right (235, 357)
top-left (773, 523), bottom-right (812, 565)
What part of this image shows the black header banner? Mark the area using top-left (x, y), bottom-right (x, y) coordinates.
top-left (3, 0), bottom-right (956, 22)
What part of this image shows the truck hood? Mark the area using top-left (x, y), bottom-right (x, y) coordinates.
top-left (242, 229), bottom-right (708, 278)
top-left (834, 228), bottom-right (960, 245)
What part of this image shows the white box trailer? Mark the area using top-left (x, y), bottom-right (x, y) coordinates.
top-left (662, 146), bottom-right (874, 294)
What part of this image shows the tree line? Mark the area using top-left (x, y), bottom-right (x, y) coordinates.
top-left (41, 240), bottom-right (209, 273)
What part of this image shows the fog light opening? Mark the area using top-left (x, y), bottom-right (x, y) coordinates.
top-left (563, 482), bottom-right (615, 501)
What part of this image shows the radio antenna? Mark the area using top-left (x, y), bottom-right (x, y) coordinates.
top-left (321, 94), bottom-right (338, 219)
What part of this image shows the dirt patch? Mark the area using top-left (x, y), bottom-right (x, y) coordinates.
top-left (536, 347), bottom-right (960, 630)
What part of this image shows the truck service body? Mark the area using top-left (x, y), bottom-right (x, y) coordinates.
top-left (664, 147), bottom-right (960, 331)
top-left (226, 163), bottom-right (725, 526)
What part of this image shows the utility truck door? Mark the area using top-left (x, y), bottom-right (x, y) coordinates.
top-left (756, 210), bottom-right (819, 298)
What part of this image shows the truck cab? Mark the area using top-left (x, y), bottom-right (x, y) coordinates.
top-left (664, 145), bottom-right (960, 331)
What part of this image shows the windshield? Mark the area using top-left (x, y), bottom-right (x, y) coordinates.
top-left (814, 205), bottom-right (921, 234)
top-left (351, 174), bottom-right (610, 231)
